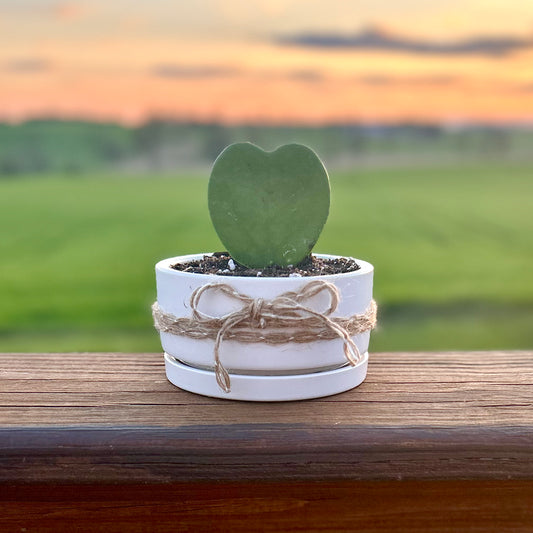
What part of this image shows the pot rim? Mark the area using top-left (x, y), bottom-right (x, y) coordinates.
top-left (156, 252), bottom-right (373, 282)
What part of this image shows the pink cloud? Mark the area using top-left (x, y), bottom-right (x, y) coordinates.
top-left (52, 2), bottom-right (86, 21)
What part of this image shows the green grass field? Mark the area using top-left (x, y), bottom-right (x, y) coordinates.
top-left (1, 164), bottom-right (532, 353)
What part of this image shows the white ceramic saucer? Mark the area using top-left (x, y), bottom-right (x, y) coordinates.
top-left (164, 352), bottom-right (369, 402)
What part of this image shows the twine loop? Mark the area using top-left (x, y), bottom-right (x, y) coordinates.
top-left (153, 279), bottom-right (377, 393)
top-left (250, 298), bottom-right (266, 327)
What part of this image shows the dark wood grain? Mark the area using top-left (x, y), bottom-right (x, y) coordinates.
top-left (0, 351), bottom-right (532, 484)
top-left (1, 481), bottom-right (532, 532)
top-left (1, 424), bottom-right (532, 483)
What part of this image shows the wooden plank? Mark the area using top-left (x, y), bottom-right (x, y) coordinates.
top-left (0, 351), bottom-right (532, 484)
top-left (1, 481), bottom-right (533, 533)
top-left (1, 351), bottom-right (532, 426)
top-left (1, 425), bottom-right (532, 483)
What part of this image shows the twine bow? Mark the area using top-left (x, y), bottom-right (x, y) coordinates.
top-left (153, 280), bottom-right (377, 393)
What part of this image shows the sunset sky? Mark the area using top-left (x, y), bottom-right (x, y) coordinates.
top-left (2, 0), bottom-right (533, 124)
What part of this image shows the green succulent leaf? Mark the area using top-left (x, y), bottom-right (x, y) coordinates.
top-left (208, 142), bottom-right (330, 268)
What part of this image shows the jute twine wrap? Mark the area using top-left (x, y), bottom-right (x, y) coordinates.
top-left (152, 280), bottom-right (377, 393)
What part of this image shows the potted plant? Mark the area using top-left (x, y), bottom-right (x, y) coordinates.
top-left (153, 143), bottom-right (376, 401)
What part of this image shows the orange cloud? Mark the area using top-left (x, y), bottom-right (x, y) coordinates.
top-left (3, 66), bottom-right (533, 126)
top-left (52, 2), bottom-right (86, 21)
top-left (4, 58), bottom-right (51, 73)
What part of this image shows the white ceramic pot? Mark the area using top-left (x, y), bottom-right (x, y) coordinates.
top-left (155, 253), bottom-right (374, 401)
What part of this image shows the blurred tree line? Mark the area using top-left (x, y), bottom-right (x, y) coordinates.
top-left (0, 119), bottom-right (528, 176)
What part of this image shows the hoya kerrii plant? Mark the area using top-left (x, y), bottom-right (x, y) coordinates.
top-left (153, 140), bottom-right (376, 401)
top-left (208, 142), bottom-right (330, 269)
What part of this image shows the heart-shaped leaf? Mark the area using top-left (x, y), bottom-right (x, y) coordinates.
top-left (208, 142), bottom-right (330, 268)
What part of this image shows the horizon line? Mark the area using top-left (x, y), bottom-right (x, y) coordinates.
top-left (1, 114), bottom-right (533, 130)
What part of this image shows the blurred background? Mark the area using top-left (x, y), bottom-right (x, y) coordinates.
top-left (1, 0), bottom-right (532, 353)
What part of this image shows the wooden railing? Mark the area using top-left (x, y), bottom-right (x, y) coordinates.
top-left (1, 351), bottom-right (532, 532)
